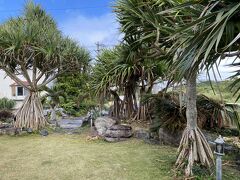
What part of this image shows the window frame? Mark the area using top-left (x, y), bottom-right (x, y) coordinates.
top-left (16, 86), bottom-right (24, 96)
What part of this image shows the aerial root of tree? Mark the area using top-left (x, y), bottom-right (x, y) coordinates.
top-left (14, 92), bottom-right (47, 130)
top-left (132, 104), bottom-right (148, 122)
top-left (175, 127), bottom-right (214, 176)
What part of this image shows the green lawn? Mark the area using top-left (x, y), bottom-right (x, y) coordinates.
top-left (0, 133), bottom-right (176, 180)
top-left (0, 133), bottom-right (239, 180)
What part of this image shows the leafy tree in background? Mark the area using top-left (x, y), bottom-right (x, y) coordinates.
top-left (0, 2), bottom-right (89, 129)
top-left (53, 44), bottom-right (92, 116)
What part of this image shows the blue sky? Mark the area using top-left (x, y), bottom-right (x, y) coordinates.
top-left (0, 0), bottom-right (237, 80)
top-left (0, 0), bottom-right (120, 54)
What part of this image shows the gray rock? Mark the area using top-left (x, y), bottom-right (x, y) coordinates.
top-left (0, 124), bottom-right (13, 129)
top-left (134, 129), bottom-right (150, 140)
top-left (158, 128), bottom-right (182, 146)
top-left (27, 128), bottom-right (33, 133)
top-left (105, 125), bottom-right (132, 138)
top-left (40, 129), bottom-right (48, 136)
top-left (95, 116), bottom-right (116, 136)
top-left (0, 127), bottom-right (20, 135)
top-left (58, 119), bottom-right (83, 129)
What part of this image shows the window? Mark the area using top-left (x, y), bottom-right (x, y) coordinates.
top-left (17, 86), bottom-right (24, 96)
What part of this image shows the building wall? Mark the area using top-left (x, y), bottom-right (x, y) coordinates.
top-left (0, 70), bottom-right (28, 109)
top-left (0, 70), bottom-right (50, 110)
top-left (0, 70), bottom-right (14, 99)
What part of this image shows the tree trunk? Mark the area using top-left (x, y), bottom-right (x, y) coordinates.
top-left (124, 85), bottom-right (135, 119)
top-left (175, 73), bottom-right (214, 176)
top-left (109, 89), bottom-right (122, 121)
top-left (133, 89), bottom-right (149, 122)
top-left (14, 92), bottom-right (47, 130)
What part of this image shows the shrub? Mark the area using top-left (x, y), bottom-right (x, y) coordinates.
top-left (0, 98), bottom-right (15, 110)
top-left (0, 110), bottom-right (14, 122)
top-left (149, 92), bottom-right (186, 133)
top-left (148, 92), bottom-right (240, 133)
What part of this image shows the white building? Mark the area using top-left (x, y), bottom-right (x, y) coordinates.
top-left (0, 70), bottom-right (29, 109)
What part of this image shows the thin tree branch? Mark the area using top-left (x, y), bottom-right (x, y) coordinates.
top-left (38, 72), bottom-right (58, 89)
top-left (20, 61), bottom-right (34, 90)
top-left (32, 58), bottom-right (37, 88)
top-left (2, 67), bottom-right (30, 89)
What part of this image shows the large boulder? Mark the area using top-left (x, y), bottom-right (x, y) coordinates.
top-left (105, 124), bottom-right (133, 142)
top-left (158, 128), bottom-right (182, 146)
top-left (134, 128), bottom-right (150, 140)
top-left (95, 116), bottom-right (116, 136)
top-left (0, 125), bottom-right (20, 135)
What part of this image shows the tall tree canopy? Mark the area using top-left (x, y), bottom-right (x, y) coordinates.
top-left (92, 44), bottom-right (167, 121)
top-left (0, 2), bottom-right (90, 129)
top-left (115, 0), bottom-right (240, 176)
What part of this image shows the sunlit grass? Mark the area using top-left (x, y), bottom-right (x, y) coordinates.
top-left (0, 132), bottom-right (239, 180)
top-left (0, 134), bottom-right (176, 180)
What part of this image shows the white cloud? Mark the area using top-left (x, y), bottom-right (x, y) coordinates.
top-left (59, 13), bottom-right (122, 55)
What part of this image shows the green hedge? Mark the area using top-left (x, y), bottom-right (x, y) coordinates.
top-left (0, 97), bottom-right (15, 110)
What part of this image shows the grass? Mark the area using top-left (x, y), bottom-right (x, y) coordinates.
top-left (0, 131), bottom-right (239, 180)
top-left (0, 133), bottom-right (176, 180)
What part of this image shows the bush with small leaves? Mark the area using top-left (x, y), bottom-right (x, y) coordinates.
top-left (0, 98), bottom-right (15, 110)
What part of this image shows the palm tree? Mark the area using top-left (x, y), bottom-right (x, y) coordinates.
top-left (115, 0), bottom-right (240, 176)
top-left (92, 42), bottom-right (167, 121)
top-left (162, 1), bottom-right (240, 175)
top-left (0, 2), bottom-right (89, 130)
top-left (92, 47), bottom-right (123, 119)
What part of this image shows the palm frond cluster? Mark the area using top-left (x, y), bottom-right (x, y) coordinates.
top-left (92, 46), bottom-right (167, 120)
top-left (149, 92), bottom-right (240, 132)
top-left (113, 0), bottom-right (240, 175)
top-left (0, 2), bottom-right (91, 129)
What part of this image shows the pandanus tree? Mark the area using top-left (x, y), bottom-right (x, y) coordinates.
top-left (92, 46), bottom-right (138, 120)
top-left (92, 43), bottom-right (167, 121)
top-left (115, 0), bottom-right (240, 176)
top-left (0, 3), bottom-right (89, 130)
top-left (92, 47), bottom-right (123, 119)
top-left (164, 1), bottom-right (240, 175)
